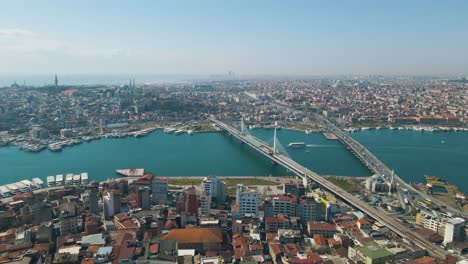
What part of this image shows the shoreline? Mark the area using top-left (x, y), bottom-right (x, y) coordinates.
top-left (0, 124), bottom-right (466, 154)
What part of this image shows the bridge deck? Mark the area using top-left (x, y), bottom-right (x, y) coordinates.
top-left (211, 118), bottom-right (446, 258)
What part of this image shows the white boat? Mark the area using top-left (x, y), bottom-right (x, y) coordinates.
top-left (65, 174), bottom-right (73, 185)
top-left (5, 184), bottom-right (19, 194)
top-left (174, 130), bottom-right (184, 135)
top-left (305, 130), bottom-right (312, 134)
top-left (187, 130), bottom-right (193, 135)
top-left (81, 172), bottom-right (89, 184)
top-left (32, 178), bottom-right (44, 188)
top-left (0, 186), bottom-right (12, 197)
top-left (47, 176), bottom-right (55, 187)
top-left (55, 174), bottom-right (64, 186)
top-left (288, 142), bottom-right (306, 148)
top-left (14, 182), bottom-right (30, 193)
top-left (73, 175), bottom-right (81, 185)
top-left (20, 180), bottom-right (33, 189)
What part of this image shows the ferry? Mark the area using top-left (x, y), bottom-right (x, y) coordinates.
top-left (174, 130), bottom-right (184, 135)
top-left (65, 174), bottom-right (73, 185)
top-left (0, 186), bottom-right (12, 197)
top-left (81, 172), bottom-right (89, 185)
top-left (55, 174), bottom-right (64, 186)
top-left (73, 174), bottom-right (81, 185)
top-left (32, 178), bottom-right (44, 188)
top-left (48, 143), bottom-right (62, 152)
top-left (47, 176), bottom-right (55, 187)
top-left (133, 131), bottom-right (148, 138)
top-left (14, 182), bottom-right (30, 193)
top-left (20, 180), bottom-right (33, 189)
top-left (5, 184), bottom-right (19, 194)
top-left (116, 168), bottom-right (145, 177)
top-left (288, 142), bottom-right (306, 148)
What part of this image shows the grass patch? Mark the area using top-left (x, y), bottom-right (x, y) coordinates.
top-left (327, 177), bottom-right (361, 193)
top-left (223, 178), bottom-right (278, 188)
top-left (168, 178), bottom-right (203, 186)
top-left (168, 177), bottom-right (279, 188)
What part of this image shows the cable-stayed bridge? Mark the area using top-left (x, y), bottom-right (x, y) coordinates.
top-left (210, 117), bottom-right (446, 258)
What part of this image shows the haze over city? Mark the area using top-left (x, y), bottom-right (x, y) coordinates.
top-left (1, 0), bottom-right (468, 77)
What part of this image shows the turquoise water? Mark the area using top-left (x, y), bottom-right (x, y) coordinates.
top-left (352, 130), bottom-right (468, 192)
top-left (0, 129), bottom-right (466, 192)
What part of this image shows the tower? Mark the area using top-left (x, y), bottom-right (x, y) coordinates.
top-left (54, 74), bottom-right (58, 90)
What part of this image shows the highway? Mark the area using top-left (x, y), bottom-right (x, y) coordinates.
top-left (211, 118), bottom-right (447, 258)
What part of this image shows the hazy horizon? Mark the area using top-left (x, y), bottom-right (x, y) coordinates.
top-left (1, 1), bottom-right (468, 76)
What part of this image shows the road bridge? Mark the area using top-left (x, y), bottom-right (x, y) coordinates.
top-left (210, 118), bottom-right (446, 258)
top-left (315, 115), bottom-right (467, 217)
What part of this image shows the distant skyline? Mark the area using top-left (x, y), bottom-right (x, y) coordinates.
top-left (1, 0), bottom-right (468, 76)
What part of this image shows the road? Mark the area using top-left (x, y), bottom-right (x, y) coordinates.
top-left (315, 114), bottom-right (467, 217)
top-left (211, 118), bottom-right (447, 258)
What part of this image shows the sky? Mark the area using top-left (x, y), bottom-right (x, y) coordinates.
top-left (1, 0), bottom-right (468, 77)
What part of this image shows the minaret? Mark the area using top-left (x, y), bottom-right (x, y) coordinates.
top-left (54, 74), bottom-right (58, 90)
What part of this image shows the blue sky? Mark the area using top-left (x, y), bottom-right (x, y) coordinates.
top-left (1, 0), bottom-right (467, 76)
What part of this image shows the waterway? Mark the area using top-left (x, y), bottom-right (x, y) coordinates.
top-left (0, 129), bottom-right (466, 192)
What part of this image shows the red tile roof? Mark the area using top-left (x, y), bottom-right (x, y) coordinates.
top-left (162, 228), bottom-right (222, 244)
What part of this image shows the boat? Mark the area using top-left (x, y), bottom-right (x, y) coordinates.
top-left (305, 130), bottom-right (312, 134)
top-left (20, 180), bottom-right (33, 189)
top-left (0, 186), bottom-right (12, 197)
top-left (133, 131), bottom-right (148, 138)
top-left (187, 130), bottom-right (193, 135)
top-left (14, 182), bottom-right (30, 193)
top-left (55, 174), bottom-right (64, 186)
top-left (47, 176), bottom-right (55, 187)
top-left (116, 168), bottom-right (145, 177)
top-left (73, 175), bottom-right (81, 185)
top-left (5, 184), bottom-right (19, 194)
top-left (32, 178), bottom-right (44, 188)
top-left (174, 130), bottom-right (184, 135)
top-left (81, 172), bottom-right (89, 184)
top-left (48, 143), bottom-right (62, 152)
top-left (65, 174), bottom-right (73, 185)
top-left (288, 142), bottom-right (306, 148)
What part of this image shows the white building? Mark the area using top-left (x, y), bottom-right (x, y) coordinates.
top-left (236, 184), bottom-right (259, 216)
top-left (103, 190), bottom-right (121, 220)
top-left (199, 190), bottom-right (211, 216)
top-left (201, 176), bottom-right (226, 205)
top-left (444, 217), bottom-right (466, 245)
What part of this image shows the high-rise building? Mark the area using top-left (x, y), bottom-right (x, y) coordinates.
top-left (267, 195), bottom-right (297, 218)
top-left (201, 176), bottom-right (226, 206)
top-left (199, 190), bottom-right (211, 216)
top-left (296, 197), bottom-right (325, 224)
top-left (82, 189), bottom-right (99, 215)
top-left (185, 188), bottom-right (198, 216)
top-left (58, 203), bottom-right (79, 234)
top-left (444, 218), bottom-right (466, 245)
top-left (236, 184), bottom-right (259, 216)
top-left (136, 187), bottom-right (150, 210)
top-left (103, 190), bottom-right (121, 220)
top-left (54, 74), bottom-right (58, 90)
top-left (152, 178), bottom-right (168, 204)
